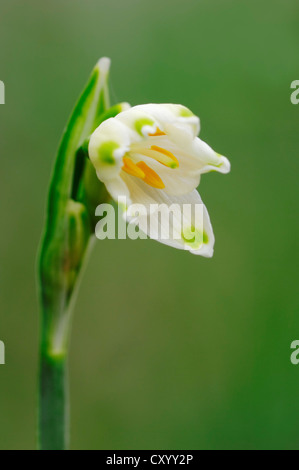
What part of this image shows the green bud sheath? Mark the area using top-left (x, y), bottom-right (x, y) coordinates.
top-left (37, 58), bottom-right (121, 450)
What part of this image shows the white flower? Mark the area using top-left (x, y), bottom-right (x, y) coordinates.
top-left (88, 104), bottom-right (230, 256)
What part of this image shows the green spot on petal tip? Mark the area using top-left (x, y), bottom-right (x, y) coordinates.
top-left (135, 117), bottom-right (155, 136)
top-left (98, 141), bottom-right (119, 165)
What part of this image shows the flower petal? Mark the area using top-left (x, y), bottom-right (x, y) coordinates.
top-left (89, 118), bottom-right (130, 182)
top-left (161, 133), bottom-right (230, 175)
top-left (105, 176), bottom-right (132, 206)
top-left (131, 103), bottom-right (200, 139)
top-left (116, 108), bottom-right (159, 140)
top-left (191, 138), bottom-right (231, 174)
top-left (122, 174), bottom-right (215, 257)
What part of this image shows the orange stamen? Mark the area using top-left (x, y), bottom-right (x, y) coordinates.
top-left (136, 161), bottom-right (165, 189)
top-left (122, 156), bottom-right (145, 179)
top-left (150, 145), bottom-right (179, 168)
top-left (149, 128), bottom-right (166, 137)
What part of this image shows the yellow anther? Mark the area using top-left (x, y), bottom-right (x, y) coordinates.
top-left (149, 128), bottom-right (166, 137)
top-left (136, 161), bottom-right (165, 189)
top-left (150, 145), bottom-right (179, 169)
top-left (122, 156), bottom-right (145, 179)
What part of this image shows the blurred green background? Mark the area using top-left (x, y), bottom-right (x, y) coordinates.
top-left (0, 0), bottom-right (299, 450)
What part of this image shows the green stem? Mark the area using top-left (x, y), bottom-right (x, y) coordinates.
top-left (39, 351), bottom-right (68, 450)
top-left (38, 237), bottom-right (95, 450)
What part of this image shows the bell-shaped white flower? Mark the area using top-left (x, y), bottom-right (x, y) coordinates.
top-left (89, 104), bottom-right (230, 256)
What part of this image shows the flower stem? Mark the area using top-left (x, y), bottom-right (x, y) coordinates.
top-left (37, 237), bottom-right (94, 450)
top-left (39, 350), bottom-right (69, 450)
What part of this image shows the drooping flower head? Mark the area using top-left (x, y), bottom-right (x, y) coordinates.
top-left (89, 104), bottom-right (230, 256)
